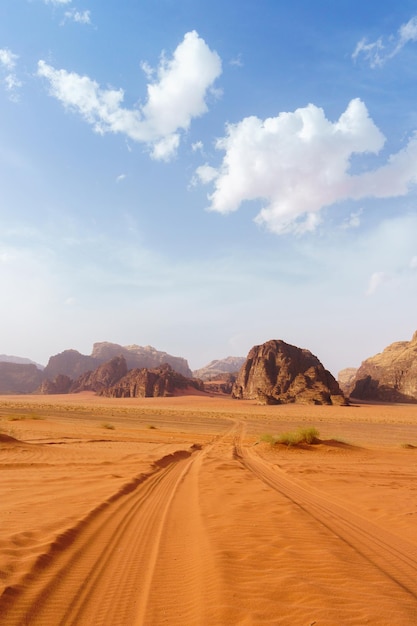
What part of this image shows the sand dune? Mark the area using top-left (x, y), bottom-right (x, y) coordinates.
top-left (1, 394), bottom-right (417, 624)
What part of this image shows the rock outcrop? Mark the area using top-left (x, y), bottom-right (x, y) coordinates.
top-left (232, 339), bottom-right (347, 405)
top-left (91, 342), bottom-right (192, 377)
top-left (348, 331), bottom-right (417, 402)
top-left (0, 362), bottom-right (44, 394)
top-left (44, 350), bottom-right (98, 380)
top-left (70, 356), bottom-right (128, 393)
top-left (100, 364), bottom-right (204, 398)
top-left (337, 367), bottom-right (358, 397)
top-left (43, 343), bottom-right (192, 381)
top-left (193, 356), bottom-right (245, 381)
top-left (38, 375), bottom-right (73, 395)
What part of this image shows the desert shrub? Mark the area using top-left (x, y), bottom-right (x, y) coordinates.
top-left (260, 433), bottom-right (277, 444)
top-left (102, 422), bottom-right (115, 430)
top-left (265, 426), bottom-right (320, 447)
top-left (297, 426), bottom-right (320, 444)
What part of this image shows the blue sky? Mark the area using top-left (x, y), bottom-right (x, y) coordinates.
top-left (1, 0), bottom-right (417, 375)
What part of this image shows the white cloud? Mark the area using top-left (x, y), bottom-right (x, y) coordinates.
top-left (44, 0), bottom-right (72, 4)
top-left (63, 9), bottom-right (91, 25)
top-left (0, 48), bottom-right (17, 70)
top-left (353, 15), bottom-right (417, 67)
top-left (196, 98), bottom-right (417, 234)
top-left (37, 31), bottom-right (222, 160)
top-left (194, 163), bottom-right (218, 184)
top-left (116, 173), bottom-right (126, 183)
top-left (0, 48), bottom-right (21, 100)
top-left (409, 256), bottom-right (417, 269)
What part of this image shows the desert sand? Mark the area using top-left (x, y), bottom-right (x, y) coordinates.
top-left (1, 393), bottom-right (417, 625)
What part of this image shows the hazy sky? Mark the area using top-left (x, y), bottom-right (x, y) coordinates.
top-left (1, 0), bottom-right (417, 375)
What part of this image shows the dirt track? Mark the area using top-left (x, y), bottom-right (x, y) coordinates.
top-left (1, 396), bottom-right (417, 624)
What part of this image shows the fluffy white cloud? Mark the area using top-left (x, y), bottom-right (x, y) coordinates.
top-left (353, 15), bottom-right (417, 67)
top-left (44, 0), bottom-right (72, 4)
top-left (196, 98), bottom-right (417, 234)
top-left (37, 31), bottom-right (221, 160)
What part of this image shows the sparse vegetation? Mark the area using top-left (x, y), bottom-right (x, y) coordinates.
top-left (7, 412), bottom-right (44, 421)
top-left (400, 443), bottom-right (416, 449)
top-left (260, 426), bottom-right (320, 447)
top-left (146, 424), bottom-right (157, 430)
top-left (102, 422), bottom-right (115, 430)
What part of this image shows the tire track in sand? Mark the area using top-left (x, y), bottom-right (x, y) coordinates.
top-left (0, 430), bottom-right (231, 626)
top-left (233, 423), bottom-right (417, 601)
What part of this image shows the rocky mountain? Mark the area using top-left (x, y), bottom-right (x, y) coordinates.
top-left (70, 356), bottom-right (128, 393)
top-left (38, 374), bottom-right (73, 395)
top-left (0, 355), bottom-right (44, 370)
top-left (92, 342), bottom-right (192, 377)
top-left (193, 356), bottom-right (245, 380)
top-left (43, 343), bottom-right (192, 381)
top-left (100, 363), bottom-right (204, 398)
top-left (44, 350), bottom-right (98, 380)
top-left (232, 339), bottom-right (346, 405)
top-left (348, 331), bottom-right (417, 402)
top-left (337, 367), bottom-right (358, 397)
top-left (0, 362), bottom-right (44, 394)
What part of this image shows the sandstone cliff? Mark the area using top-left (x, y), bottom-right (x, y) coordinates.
top-left (232, 339), bottom-right (346, 405)
top-left (100, 364), bottom-right (204, 398)
top-left (0, 362), bottom-right (44, 394)
top-left (44, 350), bottom-right (98, 380)
top-left (38, 374), bottom-right (73, 395)
top-left (349, 331), bottom-right (417, 402)
top-left (193, 356), bottom-right (245, 381)
top-left (70, 356), bottom-right (128, 393)
top-left (91, 342), bottom-right (192, 377)
top-left (337, 367), bottom-right (358, 397)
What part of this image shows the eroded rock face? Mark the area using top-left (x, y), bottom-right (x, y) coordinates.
top-left (91, 343), bottom-right (192, 377)
top-left (43, 343), bottom-right (192, 381)
top-left (232, 339), bottom-right (346, 405)
top-left (0, 362), bottom-right (44, 394)
top-left (349, 331), bottom-right (417, 402)
top-left (193, 357), bottom-right (245, 381)
top-left (100, 363), bottom-right (204, 398)
top-left (44, 350), bottom-right (98, 380)
top-left (38, 374), bottom-right (73, 395)
top-left (338, 367), bottom-right (358, 397)
top-left (70, 356), bottom-right (128, 393)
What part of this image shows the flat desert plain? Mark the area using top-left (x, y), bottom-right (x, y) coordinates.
top-left (1, 393), bottom-right (417, 625)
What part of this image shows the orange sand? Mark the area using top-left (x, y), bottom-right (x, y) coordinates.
top-left (0, 393), bottom-right (417, 625)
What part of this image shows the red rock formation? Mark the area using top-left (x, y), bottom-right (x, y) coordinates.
top-left (0, 362), bottom-right (44, 394)
top-left (349, 331), bottom-right (417, 402)
top-left (70, 356), bottom-right (128, 393)
top-left (38, 374), bottom-right (73, 395)
top-left (100, 364), bottom-right (204, 398)
top-left (232, 339), bottom-right (346, 405)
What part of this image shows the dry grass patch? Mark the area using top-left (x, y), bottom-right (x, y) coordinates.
top-left (261, 426), bottom-right (320, 447)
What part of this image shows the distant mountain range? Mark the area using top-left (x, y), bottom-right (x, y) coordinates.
top-left (0, 354), bottom-right (44, 370)
top-left (3, 332), bottom-right (417, 402)
top-left (0, 342), bottom-right (244, 395)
